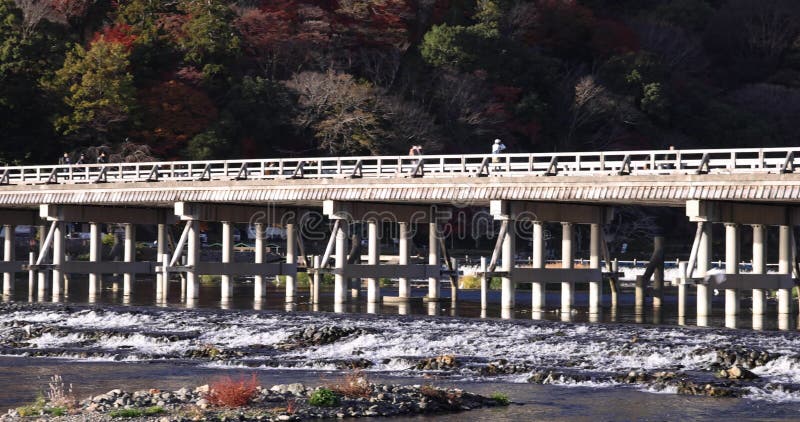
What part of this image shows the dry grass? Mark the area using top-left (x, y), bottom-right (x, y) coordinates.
top-left (204, 374), bottom-right (259, 408)
top-left (46, 375), bottom-right (76, 410)
top-left (326, 368), bottom-right (372, 399)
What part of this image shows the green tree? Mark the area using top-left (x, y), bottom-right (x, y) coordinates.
top-left (44, 38), bottom-right (136, 143)
top-left (178, 0), bottom-right (241, 80)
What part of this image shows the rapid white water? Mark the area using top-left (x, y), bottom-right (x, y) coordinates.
top-left (1, 303), bottom-right (799, 403)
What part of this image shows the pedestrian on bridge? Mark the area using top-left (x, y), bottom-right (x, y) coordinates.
top-left (58, 152), bottom-right (70, 165)
top-left (96, 152), bottom-right (107, 164)
top-left (75, 154), bottom-right (86, 165)
top-left (492, 139), bottom-right (506, 155)
top-left (409, 145), bottom-right (423, 156)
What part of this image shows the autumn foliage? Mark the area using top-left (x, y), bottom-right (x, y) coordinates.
top-left (204, 374), bottom-right (259, 408)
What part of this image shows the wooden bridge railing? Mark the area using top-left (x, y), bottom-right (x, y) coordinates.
top-left (0, 147), bottom-right (798, 186)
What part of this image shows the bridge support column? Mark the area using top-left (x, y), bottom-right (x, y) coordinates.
top-left (220, 222), bottom-right (234, 301)
top-left (253, 223), bottom-right (266, 300)
top-left (312, 255), bottom-right (321, 305)
top-left (778, 225), bottom-right (792, 315)
top-left (500, 220), bottom-right (515, 315)
top-left (751, 225), bottom-right (766, 316)
top-left (561, 222), bottom-right (574, 314)
top-left (334, 223), bottom-right (347, 305)
top-left (3, 225), bottom-right (14, 296)
top-left (36, 225), bottom-right (48, 298)
top-left (724, 223), bottom-right (740, 321)
top-left (285, 223), bottom-right (296, 303)
top-left (51, 221), bottom-right (64, 299)
top-left (156, 223), bottom-right (167, 301)
top-left (367, 221), bottom-right (381, 304)
top-left (589, 223), bottom-right (602, 314)
top-left (123, 224), bottom-right (135, 297)
top-left (428, 221), bottom-right (440, 301)
top-left (696, 222), bottom-right (712, 324)
top-left (531, 221), bottom-right (545, 314)
top-left (185, 220), bottom-right (199, 300)
top-left (678, 262), bottom-right (687, 318)
top-left (398, 222), bottom-right (410, 299)
top-left (88, 223), bottom-right (102, 298)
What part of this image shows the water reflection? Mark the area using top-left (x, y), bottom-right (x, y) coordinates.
top-left (2, 276), bottom-right (798, 332)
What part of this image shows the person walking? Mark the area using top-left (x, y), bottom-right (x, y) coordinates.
top-left (491, 139), bottom-right (506, 171)
top-left (96, 152), bottom-right (107, 164)
top-left (75, 154), bottom-right (86, 165)
top-left (409, 145), bottom-right (422, 156)
top-left (58, 152), bottom-right (70, 165)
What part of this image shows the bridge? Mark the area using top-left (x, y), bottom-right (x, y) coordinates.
top-left (0, 147), bottom-right (798, 327)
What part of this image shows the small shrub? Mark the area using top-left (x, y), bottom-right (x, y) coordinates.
top-left (205, 374), bottom-right (259, 408)
top-left (489, 277), bottom-right (502, 290)
top-left (285, 399), bottom-right (297, 414)
top-left (490, 392), bottom-right (510, 405)
top-left (459, 275), bottom-right (480, 289)
top-left (143, 406), bottom-right (165, 416)
top-left (277, 273), bottom-right (310, 288)
top-left (309, 388), bottom-right (339, 407)
top-left (109, 408), bottom-right (143, 418)
top-left (46, 407), bottom-right (67, 416)
top-left (327, 368), bottom-right (372, 398)
top-left (378, 278), bottom-right (393, 287)
top-left (200, 274), bottom-right (221, 285)
top-left (16, 396), bottom-right (45, 417)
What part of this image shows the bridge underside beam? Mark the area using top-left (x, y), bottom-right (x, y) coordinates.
top-left (175, 202), bottom-right (300, 223)
top-left (490, 200), bottom-right (613, 224)
top-left (40, 204), bottom-right (175, 224)
top-left (0, 209), bottom-right (39, 226)
top-left (161, 262), bottom-right (297, 276)
top-left (335, 264), bottom-right (441, 279)
top-left (477, 268), bottom-right (604, 284)
top-left (323, 200), bottom-right (433, 222)
top-left (686, 200), bottom-right (800, 225)
top-left (699, 273), bottom-right (794, 290)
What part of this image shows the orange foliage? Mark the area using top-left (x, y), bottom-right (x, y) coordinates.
top-left (205, 374), bottom-right (259, 408)
top-left (92, 23), bottom-right (137, 50)
top-left (137, 80), bottom-right (218, 158)
top-left (326, 368), bottom-right (372, 399)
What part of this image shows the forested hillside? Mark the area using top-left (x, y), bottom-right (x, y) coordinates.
top-left (1, 0), bottom-right (799, 164)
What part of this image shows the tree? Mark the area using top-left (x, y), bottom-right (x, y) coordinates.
top-left (177, 0), bottom-right (241, 79)
top-left (136, 79), bottom-right (218, 158)
top-left (285, 70), bottom-right (382, 155)
top-left (44, 37), bottom-right (136, 143)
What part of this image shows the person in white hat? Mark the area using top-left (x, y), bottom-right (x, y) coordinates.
top-left (491, 139), bottom-right (506, 154)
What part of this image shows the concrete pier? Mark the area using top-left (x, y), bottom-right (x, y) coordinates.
top-left (123, 224), bottom-right (135, 297)
top-left (531, 222), bottom-right (545, 312)
top-left (334, 223), bottom-right (347, 305)
top-left (589, 223), bottom-right (602, 314)
top-left (428, 221), bottom-right (440, 301)
top-left (561, 222), bottom-right (574, 314)
top-left (501, 221), bottom-right (515, 312)
top-left (778, 225), bottom-right (792, 315)
top-left (253, 223), bottom-right (266, 299)
top-left (185, 220), bottom-right (199, 300)
top-left (398, 222), bottom-right (410, 299)
top-left (220, 222), bottom-right (234, 301)
top-left (3, 225), bottom-right (13, 295)
top-left (367, 221), bottom-right (381, 304)
top-left (724, 223), bottom-right (740, 319)
top-left (51, 221), bottom-right (64, 298)
top-left (696, 222), bottom-right (712, 323)
top-left (752, 224), bottom-right (766, 316)
top-left (285, 223), bottom-right (296, 303)
top-left (156, 224), bottom-right (167, 300)
top-left (88, 223), bottom-right (102, 297)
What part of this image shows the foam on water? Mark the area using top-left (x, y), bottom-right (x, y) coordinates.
top-left (3, 303), bottom-right (800, 403)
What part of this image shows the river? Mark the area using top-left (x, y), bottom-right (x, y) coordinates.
top-left (0, 277), bottom-right (799, 420)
